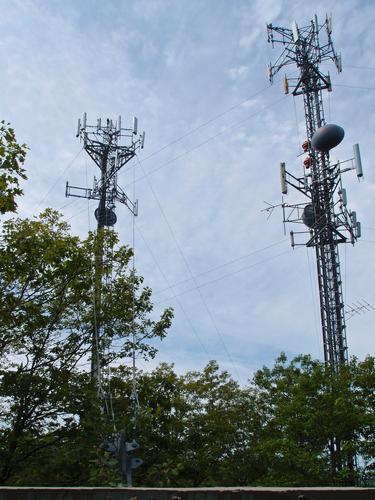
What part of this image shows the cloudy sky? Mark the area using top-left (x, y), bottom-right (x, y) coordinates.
top-left (1, 0), bottom-right (375, 384)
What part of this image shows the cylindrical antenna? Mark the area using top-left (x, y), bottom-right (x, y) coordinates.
top-left (283, 76), bottom-right (289, 94)
top-left (268, 63), bottom-right (273, 83)
top-left (353, 144), bottom-right (363, 178)
top-left (290, 230), bottom-right (295, 248)
top-left (280, 162), bottom-right (288, 194)
top-left (82, 112), bottom-right (87, 130)
top-left (133, 116), bottom-right (138, 135)
top-left (141, 131), bottom-right (145, 149)
top-left (76, 118), bottom-right (81, 138)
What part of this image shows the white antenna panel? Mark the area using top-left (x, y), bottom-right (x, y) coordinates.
top-left (314, 14), bottom-right (319, 33)
top-left (268, 63), bottom-right (273, 83)
top-left (141, 131), bottom-right (145, 149)
top-left (335, 54), bottom-right (342, 73)
top-left (353, 144), bottom-right (363, 178)
top-left (326, 13), bottom-right (332, 34)
top-left (280, 162), bottom-right (288, 194)
top-left (341, 188), bottom-right (347, 207)
top-left (76, 118), bottom-right (81, 138)
top-left (292, 20), bottom-right (299, 42)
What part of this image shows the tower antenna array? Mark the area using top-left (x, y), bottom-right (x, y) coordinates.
top-left (67, 114), bottom-right (145, 380)
top-left (266, 16), bottom-right (364, 482)
top-left (266, 15), bottom-right (363, 371)
top-left (66, 113), bottom-right (145, 485)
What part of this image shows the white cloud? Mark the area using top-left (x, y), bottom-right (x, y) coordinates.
top-left (226, 65), bottom-right (249, 80)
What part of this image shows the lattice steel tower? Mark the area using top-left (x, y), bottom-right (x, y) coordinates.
top-left (65, 114), bottom-right (145, 485)
top-left (66, 114), bottom-right (145, 381)
top-left (266, 16), bottom-right (363, 371)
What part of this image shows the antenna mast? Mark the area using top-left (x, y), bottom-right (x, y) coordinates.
top-left (267, 15), bottom-right (362, 370)
top-left (266, 16), bottom-right (363, 483)
top-left (66, 113), bottom-right (145, 485)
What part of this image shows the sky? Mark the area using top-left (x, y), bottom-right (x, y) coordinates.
top-left (1, 0), bottom-right (375, 385)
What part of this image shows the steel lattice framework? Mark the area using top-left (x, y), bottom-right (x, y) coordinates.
top-left (267, 16), bottom-right (361, 371)
top-left (66, 114), bottom-right (145, 485)
top-left (66, 114), bottom-right (144, 381)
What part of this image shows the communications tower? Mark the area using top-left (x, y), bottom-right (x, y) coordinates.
top-left (66, 114), bottom-right (145, 381)
top-left (66, 113), bottom-right (145, 485)
top-left (266, 15), bottom-right (363, 371)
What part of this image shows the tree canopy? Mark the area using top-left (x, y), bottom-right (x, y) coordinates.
top-left (126, 355), bottom-right (375, 487)
top-left (0, 209), bottom-right (173, 484)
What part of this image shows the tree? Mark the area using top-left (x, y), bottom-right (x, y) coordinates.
top-left (0, 209), bottom-right (173, 484)
top-left (107, 355), bottom-right (374, 488)
top-left (249, 353), bottom-right (375, 486)
top-left (0, 121), bottom-right (27, 214)
top-left (108, 361), bottom-right (259, 487)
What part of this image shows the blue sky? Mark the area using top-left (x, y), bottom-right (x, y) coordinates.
top-left (1, 0), bottom-right (375, 384)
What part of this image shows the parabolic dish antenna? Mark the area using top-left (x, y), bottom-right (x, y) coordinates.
top-left (95, 208), bottom-right (117, 227)
top-left (311, 124), bottom-right (345, 152)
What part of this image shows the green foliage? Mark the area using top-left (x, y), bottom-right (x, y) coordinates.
top-left (0, 121), bottom-right (27, 214)
top-left (107, 355), bottom-right (375, 488)
top-left (0, 210), bottom-right (173, 484)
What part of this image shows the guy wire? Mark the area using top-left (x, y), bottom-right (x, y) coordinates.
top-left (131, 153), bottom-right (139, 435)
